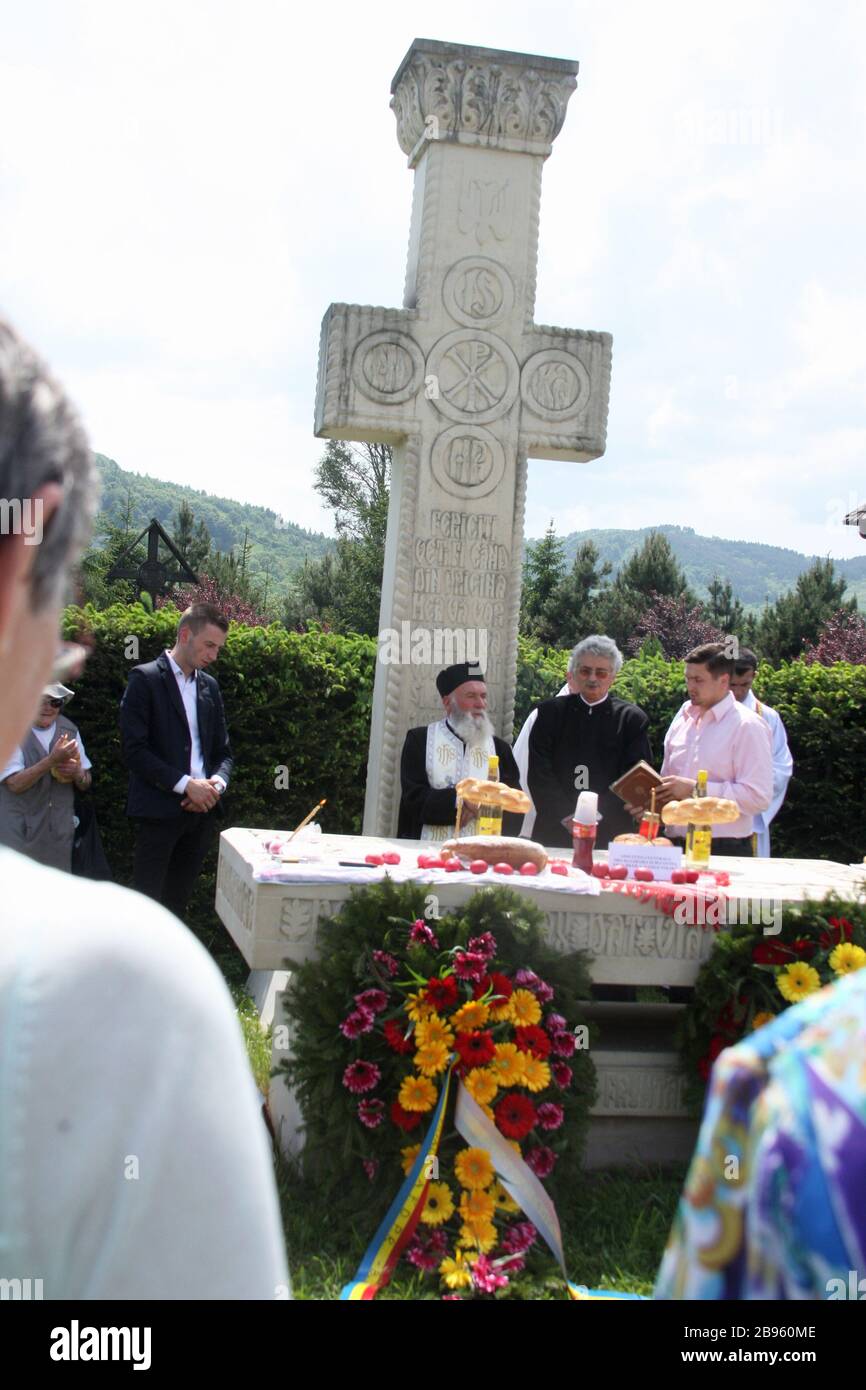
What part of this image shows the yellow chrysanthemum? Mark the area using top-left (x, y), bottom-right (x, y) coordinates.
top-left (463, 1067), bottom-right (498, 1106)
top-left (452, 999), bottom-right (490, 1032)
top-left (489, 1001), bottom-right (513, 1023)
top-left (458, 1220), bottom-right (498, 1253)
top-left (829, 942), bottom-right (866, 976)
top-left (401, 1143), bottom-right (422, 1175)
top-left (399, 1074), bottom-right (437, 1112)
top-left (777, 962), bottom-right (821, 1004)
top-left (508, 988), bottom-right (542, 1027)
top-left (414, 1014), bottom-right (454, 1049)
top-left (479, 1102), bottom-right (495, 1122)
top-left (459, 1188), bottom-right (495, 1225)
top-left (414, 1040), bottom-right (450, 1076)
top-left (405, 991), bottom-right (434, 1023)
top-left (489, 1042), bottom-right (526, 1087)
top-left (440, 1250), bottom-right (475, 1288)
top-left (491, 1181), bottom-right (520, 1214)
top-left (454, 1146), bottom-right (495, 1191)
top-left (751, 1011), bottom-right (776, 1031)
top-left (521, 1055), bottom-right (551, 1092)
top-left (420, 1181), bottom-right (455, 1226)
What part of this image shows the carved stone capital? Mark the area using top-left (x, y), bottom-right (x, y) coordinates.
top-left (391, 39), bottom-right (578, 162)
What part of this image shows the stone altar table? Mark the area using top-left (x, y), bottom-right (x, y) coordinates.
top-left (216, 829), bottom-right (866, 1167)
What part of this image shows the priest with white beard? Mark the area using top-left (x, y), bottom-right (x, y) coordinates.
top-left (397, 662), bottom-right (524, 841)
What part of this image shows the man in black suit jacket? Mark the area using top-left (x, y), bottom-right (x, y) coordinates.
top-left (528, 636), bottom-right (652, 850)
top-left (120, 603), bottom-right (234, 918)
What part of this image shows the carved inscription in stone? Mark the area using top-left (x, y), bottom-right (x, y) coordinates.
top-left (428, 331), bottom-right (519, 424)
top-left (352, 331), bottom-right (424, 405)
top-left (443, 256), bottom-right (514, 327)
top-left (429, 424), bottom-right (506, 500)
top-left (521, 349), bottom-right (591, 420)
top-left (595, 1066), bottom-right (688, 1117)
top-left (457, 176), bottom-right (511, 246)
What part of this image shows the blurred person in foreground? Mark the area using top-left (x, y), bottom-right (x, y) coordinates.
top-left (0, 317), bottom-right (288, 1298)
top-left (655, 958), bottom-right (866, 1299)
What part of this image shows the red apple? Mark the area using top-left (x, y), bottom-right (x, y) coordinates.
top-left (444, 859), bottom-right (462, 873)
top-left (550, 862), bottom-right (569, 876)
top-left (426, 858), bottom-right (446, 870)
top-left (519, 862), bottom-right (540, 876)
top-left (591, 863), bottom-right (609, 879)
top-left (493, 862), bottom-right (514, 875)
top-left (608, 866), bottom-right (629, 880)
top-left (417, 854), bottom-right (431, 868)
top-left (469, 860), bottom-right (488, 874)
top-left (670, 870), bottom-right (688, 884)
top-left (365, 853), bottom-right (384, 866)
top-left (685, 870), bottom-right (700, 883)
top-left (382, 851), bottom-right (401, 865)
top-left (634, 868), bottom-right (654, 882)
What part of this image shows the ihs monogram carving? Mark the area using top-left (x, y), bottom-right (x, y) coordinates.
top-left (443, 257), bottom-right (515, 327)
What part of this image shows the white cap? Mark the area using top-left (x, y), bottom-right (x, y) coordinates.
top-left (574, 791), bottom-right (599, 825)
top-left (42, 683), bottom-right (74, 703)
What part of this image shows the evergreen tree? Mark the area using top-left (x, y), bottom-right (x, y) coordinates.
top-left (754, 558), bottom-right (856, 662)
top-left (528, 540), bottom-right (611, 646)
top-left (617, 531), bottom-right (693, 600)
top-left (520, 521), bottom-right (566, 635)
top-left (705, 575), bottom-right (745, 636)
top-left (171, 500), bottom-right (211, 576)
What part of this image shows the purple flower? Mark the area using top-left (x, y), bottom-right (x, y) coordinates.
top-left (362, 1158), bottom-right (379, 1182)
top-left (471, 1254), bottom-right (509, 1293)
top-left (552, 1062), bottom-right (573, 1089)
top-left (544, 1012), bottom-right (567, 1034)
top-left (453, 951), bottom-right (488, 981)
top-left (550, 1030), bottom-right (576, 1057)
top-left (355, 988), bottom-right (388, 1015)
top-left (373, 949), bottom-right (399, 977)
top-left (409, 919), bottom-right (439, 951)
top-left (501, 1222), bottom-right (538, 1254)
top-left (536, 1101), bottom-right (565, 1132)
top-left (339, 1006), bottom-right (375, 1040)
top-left (407, 1242), bottom-right (440, 1272)
top-left (343, 1060), bottom-right (381, 1094)
top-left (526, 1146), bottom-right (557, 1179)
top-left (358, 1098), bottom-right (385, 1129)
top-left (515, 968), bottom-right (553, 1002)
top-left (468, 932), bottom-right (497, 960)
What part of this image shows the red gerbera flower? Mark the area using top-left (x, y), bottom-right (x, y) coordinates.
top-left (383, 1018), bottom-right (414, 1055)
top-left (752, 942), bottom-right (794, 965)
top-left (793, 938), bottom-right (817, 959)
top-left (489, 972), bottom-right (513, 1003)
top-left (472, 974), bottom-right (493, 1000)
top-left (390, 1099), bottom-right (423, 1132)
top-left (425, 975), bottom-right (458, 1011)
top-left (495, 1092), bottom-right (537, 1140)
top-left (821, 917), bottom-right (854, 947)
top-left (514, 1025), bottom-right (552, 1059)
top-left (455, 1030), bottom-right (496, 1069)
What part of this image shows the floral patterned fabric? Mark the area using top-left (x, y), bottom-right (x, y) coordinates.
top-left (655, 968), bottom-right (866, 1299)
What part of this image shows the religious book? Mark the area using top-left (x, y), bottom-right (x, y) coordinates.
top-left (608, 760), bottom-right (663, 809)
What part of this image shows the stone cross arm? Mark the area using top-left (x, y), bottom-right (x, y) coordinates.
top-left (315, 301), bottom-right (611, 464)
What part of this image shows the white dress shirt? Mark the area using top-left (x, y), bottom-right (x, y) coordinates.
top-left (165, 651), bottom-right (225, 797)
top-left (742, 688), bottom-right (793, 857)
top-left (512, 683), bottom-right (570, 837)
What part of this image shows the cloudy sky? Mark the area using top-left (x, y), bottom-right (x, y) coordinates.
top-left (2, 0), bottom-right (864, 558)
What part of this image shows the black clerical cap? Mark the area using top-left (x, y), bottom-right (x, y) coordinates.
top-left (436, 662), bottom-right (485, 697)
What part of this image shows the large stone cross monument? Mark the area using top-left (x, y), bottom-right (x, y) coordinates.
top-left (314, 38), bottom-right (612, 836)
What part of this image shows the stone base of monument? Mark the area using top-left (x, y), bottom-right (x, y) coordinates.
top-left (220, 830), bottom-right (865, 1173)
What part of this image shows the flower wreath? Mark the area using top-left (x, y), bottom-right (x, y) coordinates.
top-left (680, 893), bottom-right (866, 1107)
top-left (278, 879), bottom-right (595, 1297)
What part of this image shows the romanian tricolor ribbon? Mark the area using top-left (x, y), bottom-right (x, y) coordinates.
top-left (340, 1062), bottom-right (456, 1300)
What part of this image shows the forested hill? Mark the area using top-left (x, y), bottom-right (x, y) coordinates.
top-left (94, 454), bottom-right (333, 588)
top-left (558, 524), bottom-right (866, 609)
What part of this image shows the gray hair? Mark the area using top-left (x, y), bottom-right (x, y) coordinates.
top-left (0, 319), bottom-right (97, 612)
top-left (568, 635), bottom-right (624, 676)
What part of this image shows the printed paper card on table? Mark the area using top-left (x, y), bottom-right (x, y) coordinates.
top-left (606, 843), bottom-right (683, 880)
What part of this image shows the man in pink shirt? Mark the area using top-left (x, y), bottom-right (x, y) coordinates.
top-left (658, 641), bottom-right (773, 856)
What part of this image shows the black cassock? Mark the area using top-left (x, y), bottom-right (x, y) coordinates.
top-left (528, 694), bottom-right (653, 850)
top-left (397, 725), bottom-right (523, 840)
